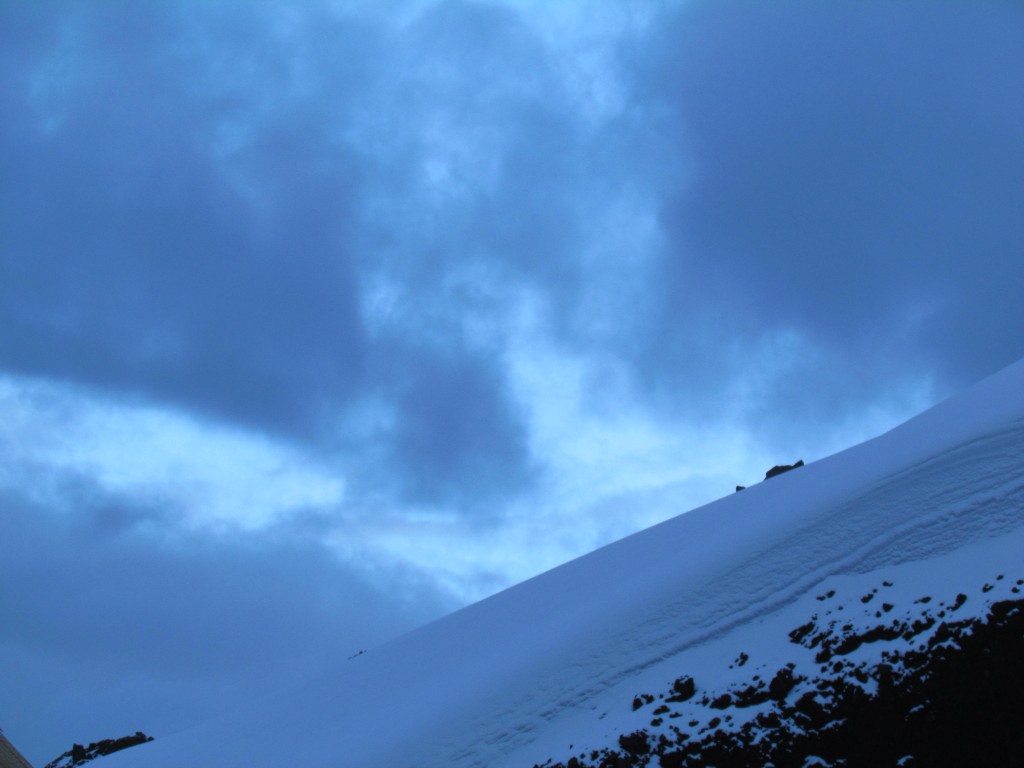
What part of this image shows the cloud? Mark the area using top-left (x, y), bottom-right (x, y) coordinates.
top-left (0, 0), bottom-right (685, 515)
top-left (0, 0), bottom-right (1015, 597)
top-left (634, 0), bottom-right (1024, 399)
top-left (1, 2), bottom-right (370, 432)
top-left (0, 0), bottom-right (551, 508)
top-left (0, 375), bottom-right (346, 531)
top-left (2, 0), bottom-right (1010, 602)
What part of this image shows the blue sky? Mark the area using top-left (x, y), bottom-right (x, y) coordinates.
top-left (1, 0), bottom-right (1022, 762)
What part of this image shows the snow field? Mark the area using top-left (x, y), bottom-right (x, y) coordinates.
top-left (101, 359), bottom-right (1024, 768)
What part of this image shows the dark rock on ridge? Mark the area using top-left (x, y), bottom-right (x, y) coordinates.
top-left (44, 732), bottom-right (153, 768)
top-left (765, 460), bottom-right (804, 480)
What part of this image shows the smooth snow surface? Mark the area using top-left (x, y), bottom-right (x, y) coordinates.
top-left (104, 359), bottom-right (1024, 768)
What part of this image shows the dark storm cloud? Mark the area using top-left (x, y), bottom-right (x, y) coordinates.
top-left (351, 1), bottom-right (595, 298)
top-left (0, 1), bottom-right (554, 506)
top-left (633, 0), bottom-right (1024, 420)
top-left (374, 342), bottom-right (532, 507)
top-left (0, 2), bottom-right (371, 432)
top-left (0, 482), bottom-right (453, 763)
top-left (1, 0), bottom-right (1020, 499)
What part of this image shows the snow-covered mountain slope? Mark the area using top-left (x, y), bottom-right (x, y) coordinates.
top-left (104, 359), bottom-right (1024, 768)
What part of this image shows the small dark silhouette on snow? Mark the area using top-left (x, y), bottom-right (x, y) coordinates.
top-left (765, 460), bottom-right (804, 480)
top-left (736, 460), bottom-right (805, 491)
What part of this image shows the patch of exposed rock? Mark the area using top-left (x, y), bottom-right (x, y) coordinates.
top-left (44, 732), bottom-right (153, 768)
top-left (533, 596), bottom-right (1024, 768)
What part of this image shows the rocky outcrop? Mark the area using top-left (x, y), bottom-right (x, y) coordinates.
top-left (765, 460), bottom-right (804, 480)
top-left (44, 733), bottom-right (152, 768)
top-left (533, 592), bottom-right (1024, 768)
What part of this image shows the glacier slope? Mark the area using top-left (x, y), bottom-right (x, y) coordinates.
top-left (103, 359), bottom-right (1024, 768)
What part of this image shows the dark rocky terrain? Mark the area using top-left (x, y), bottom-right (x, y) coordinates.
top-left (43, 733), bottom-right (153, 768)
top-left (533, 588), bottom-right (1024, 768)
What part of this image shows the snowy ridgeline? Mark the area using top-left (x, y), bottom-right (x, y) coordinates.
top-left (102, 359), bottom-right (1024, 768)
